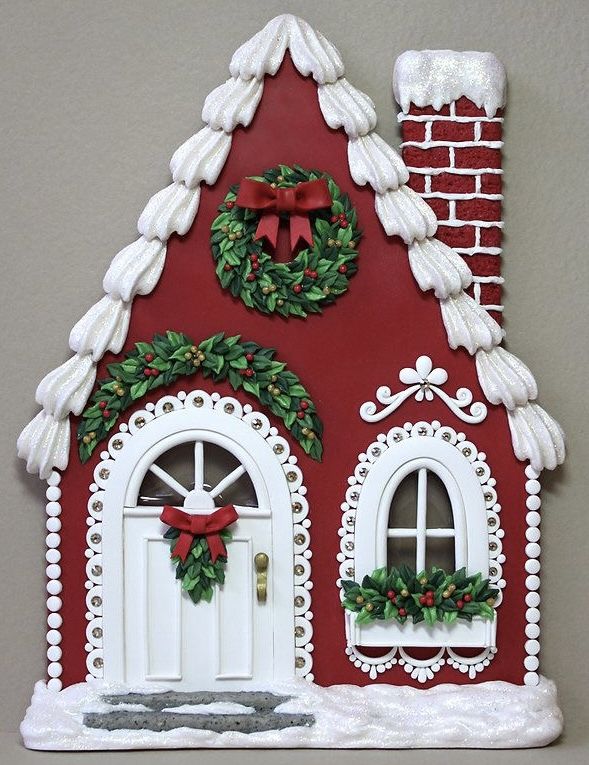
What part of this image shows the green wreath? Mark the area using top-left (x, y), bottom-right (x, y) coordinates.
top-left (78, 330), bottom-right (323, 462)
top-left (211, 164), bottom-right (361, 318)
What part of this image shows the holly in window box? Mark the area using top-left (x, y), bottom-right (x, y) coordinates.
top-left (342, 566), bottom-right (498, 626)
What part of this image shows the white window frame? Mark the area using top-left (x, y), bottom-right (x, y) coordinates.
top-left (338, 421), bottom-right (505, 662)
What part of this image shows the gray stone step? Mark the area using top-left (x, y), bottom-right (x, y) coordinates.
top-left (101, 690), bottom-right (291, 712)
top-left (84, 710), bottom-right (314, 734)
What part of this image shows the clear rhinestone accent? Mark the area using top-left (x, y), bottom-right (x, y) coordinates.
top-left (345, 541), bottom-right (354, 551)
top-left (90, 534), bottom-right (102, 545)
top-left (295, 626), bottom-right (305, 638)
top-left (91, 596), bottom-right (102, 607)
top-left (93, 657), bottom-right (104, 669)
top-left (92, 627), bottom-right (103, 639)
top-left (252, 418), bottom-right (263, 430)
top-left (224, 403), bottom-right (235, 413)
top-left (295, 656), bottom-right (305, 669)
top-left (294, 534), bottom-right (305, 545)
top-left (287, 471), bottom-right (297, 482)
top-left (134, 417), bottom-right (146, 428)
top-left (193, 397), bottom-right (204, 407)
top-left (292, 502), bottom-right (302, 513)
top-left (98, 468), bottom-right (110, 480)
top-left (91, 565), bottom-right (103, 577)
top-left (294, 564), bottom-right (305, 575)
top-left (294, 596), bottom-right (305, 607)
top-left (92, 500), bottom-right (103, 512)
top-left (163, 402), bottom-right (174, 413)
top-left (274, 444), bottom-right (284, 454)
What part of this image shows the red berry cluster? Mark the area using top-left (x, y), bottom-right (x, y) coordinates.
top-left (387, 589), bottom-right (407, 616)
top-left (296, 400), bottom-right (309, 419)
top-left (225, 200), bottom-right (235, 209)
top-left (239, 352), bottom-right (256, 378)
top-left (142, 353), bottom-right (160, 379)
top-left (98, 400), bottom-right (111, 419)
top-left (303, 267), bottom-right (318, 280)
top-left (330, 212), bottom-right (349, 228)
top-left (418, 590), bottom-right (436, 608)
top-left (456, 593), bottom-right (472, 610)
top-left (293, 283), bottom-right (302, 294)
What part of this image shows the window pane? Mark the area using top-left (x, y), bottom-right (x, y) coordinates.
top-left (426, 473), bottom-right (454, 528)
top-left (425, 535), bottom-right (455, 572)
top-left (387, 473), bottom-right (417, 529)
top-left (387, 535), bottom-right (417, 570)
top-left (137, 441), bottom-right (257, 507)
top-left (138, 442), bottom-right (194, 505)
top-left (204, 442), bottom-right (257, 507)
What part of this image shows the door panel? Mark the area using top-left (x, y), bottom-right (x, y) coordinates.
top-left (123, 511), bottom-right (273, 689)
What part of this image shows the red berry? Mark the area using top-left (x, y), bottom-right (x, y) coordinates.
top-left (144, 353), bottom-right (154, 362)
top-left (297, 410), bottom-right (305, 419)
top-left (245, 368), bottom-right (254, 378)
top-left (250, 253), bottom-right (258, 262)
top-left (246, 273), bottom-right (256, 282)
top-left (338, 212), bottom-right (346, 219)
top-left (98, 401), bottom-right (107, 410)
top-left (398, 608), bottom-right (407, 617)
top-left (223, 264), bottom-right (233, 271)
top-left (300, 401), bottom-right (309, 410)
top-left (304, 267), bottom-right (311, 276)
top-left (293, 284), bottom-right (302, 294)
top-left (143, 368), bottom-right (151, 377)
top-left (239, 369), bottom-right (247, 376)
top-left (226, 200), bottom-right (234, 209)
top-left (340, 220), bottom-right (349, 228)
top-left (330, 215), bottom-right (338, 223)
top-left (419, 596), bottom-right (427, 605)
top-left (150, 368), bottom-right (159, 377)
top-left (387, 590), bottom-right (395, 599)
top-left (251, 262), bottom-right (260, 271)
top-left (464, 594), bottom-right (472, 602)
top-left (102, 409), bottom-right (111, 419)
top-left (338, 264), bottom-right (348, 274)
top-left (456, 600), bottom-right (464, 609)
top-left (309, 270), bottom-right (318, 279)
top-left (245, 353), bottom-right (254, 362)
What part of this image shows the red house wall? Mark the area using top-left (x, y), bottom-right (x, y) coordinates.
top-left (56, 57), bottom-right (529, 688)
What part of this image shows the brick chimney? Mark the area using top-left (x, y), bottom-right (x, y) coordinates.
top-left (393, 51), bottom-right (507, 323)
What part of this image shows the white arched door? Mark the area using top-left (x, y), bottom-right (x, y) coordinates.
top-left (100, 395), bottom-right (297, 690)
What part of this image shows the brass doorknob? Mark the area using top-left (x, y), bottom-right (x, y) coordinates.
top-left (254, 552), bottom-right (269, 603)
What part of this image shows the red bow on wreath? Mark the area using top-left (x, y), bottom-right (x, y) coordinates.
top-left (236, 177), bottom-right (331, 251)
top-left (160, 504), bottom-right (238, 563)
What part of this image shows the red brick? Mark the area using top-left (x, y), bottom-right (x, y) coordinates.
top-left (480, 122), bottom-right (502, 141)
top-left (480, 226), bottom-right (502, 247)
top-left (408, 104), bottom-right (451, 117)
top-left (401, 120), bottom-right (426, 142)
top-left (436, 224), bottom-right (476, 248)
top-left (468, 254), bottom-right (501, 278)
top-left (454, 96), bottom-right (487, 117)
top-left (407, 174), bottom-right (426, 193)
top-left (455, 147), bottom-right (501, 169)
top-left (403, 146), bottom-right (450, 168)
top-left (425, 198), bottom-right (449, 220)
top-left (456, 199), bottom-right (502, 221)
top-left (480, 173), bottom-right (502, 194)
top-left (431, 122), bottom-right (474, 142)
top-left (480, 284), bottom-right (502, 306)
top-left (430, 174), bottom-right (476, 194)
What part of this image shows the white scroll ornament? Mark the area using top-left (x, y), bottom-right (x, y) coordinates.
top-left (360, 355), bottom-right (487, 425)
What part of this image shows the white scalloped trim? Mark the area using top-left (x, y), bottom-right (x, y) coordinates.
top-left (19, 14), bottom-right (564, 477)
top-left (337, 420), bottom-right (505, 682)
top-left (85, 388), bottom-right (314, 682)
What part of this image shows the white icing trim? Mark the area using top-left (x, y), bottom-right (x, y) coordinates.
top-left (337, 420), bottom-right (505, 681)
top-left (507, 403), bottom-right (566, 474)
top-left (360, 355), bottom-right (487, 425)
top-left (45, 472), bottom-right (63, 691)
top-left (85, 388), bottom-right (314, 683)
top-left (18, 17), bottom-right (563, 477)
top-left (36, 354), bottom-right (97, 419)
top-left (523, 464), bottom-right (542, 685)
top-left (393, 50), bottom-right (507, 118)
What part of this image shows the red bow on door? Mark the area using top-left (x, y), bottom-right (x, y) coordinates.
top-left (235, 177), bottom-right (331, 251)
top-left (160, 504), bottom-right (238, 563)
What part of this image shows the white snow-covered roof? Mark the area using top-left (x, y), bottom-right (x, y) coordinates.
top-left (393, 50), bottom-right (507, 118)
top-left (17, 14), bottom-right (564, 480)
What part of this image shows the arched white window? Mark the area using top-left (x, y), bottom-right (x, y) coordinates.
top-left (339, 422), bottom-right (503, 663)
top-left (355, 433), bottom-right (489, 579)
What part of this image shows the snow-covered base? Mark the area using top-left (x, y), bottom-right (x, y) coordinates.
top-left (21, 676), bottom-right (563, 750)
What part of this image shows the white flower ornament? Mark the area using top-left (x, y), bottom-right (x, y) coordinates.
top-left (360, 355), bottom-right (487, 424)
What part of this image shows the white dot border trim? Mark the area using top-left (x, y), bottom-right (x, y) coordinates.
top-left (523, 463), bottom-right (542, 686)
top-left (45, 471), bottom-right (63, 691)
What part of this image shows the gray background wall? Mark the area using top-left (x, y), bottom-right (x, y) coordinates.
top-left (1, 1), bottom-right (587, 763)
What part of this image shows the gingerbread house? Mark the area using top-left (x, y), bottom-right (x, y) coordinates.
top-left (19, 14), bottom-right (565, 750)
